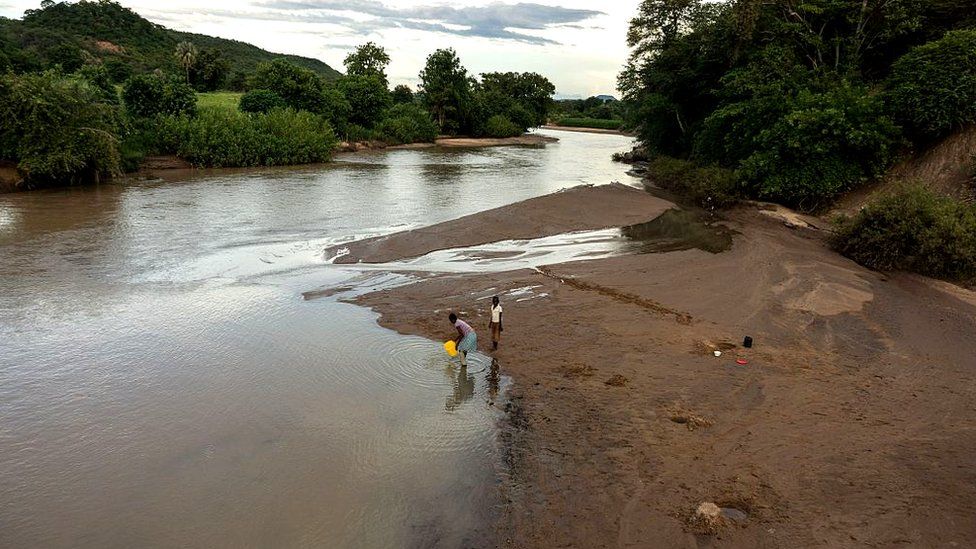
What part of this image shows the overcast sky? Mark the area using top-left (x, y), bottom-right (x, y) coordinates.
top-left (0, 0), bottom-right (641, 97)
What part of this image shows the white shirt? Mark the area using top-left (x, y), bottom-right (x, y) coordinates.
top-left (491, 304), bottom-right (503, 323)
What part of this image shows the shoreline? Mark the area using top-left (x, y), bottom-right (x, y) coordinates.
top-left (347, 186), bottom-right (976, 547)
top-left (0, 135), bottom-right (562, 194)
top-left (541, 124), bottom-right (632, 136)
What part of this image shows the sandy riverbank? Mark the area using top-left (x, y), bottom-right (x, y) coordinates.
top-left (541, 124), bottom-right (632, 136)
top-left (348, 186), bottom-right (976, 547)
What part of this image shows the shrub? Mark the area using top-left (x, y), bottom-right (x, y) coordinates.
top-left (483, 115), bottom-right (522, 138)
top-left (646, 156), bottom-right (739, 210)
top-left (343, 124), bottom-right (375, 142)
top-left (739, 82), bottom-right (900, 212)
top-left (886, 30), bottom-right (976, 142)
top-left (239, 89), bottom-right (286, 114)
top-left (374, 104), bottom-right (438, 145)
top-left (0, 71), bottom-right (122, 188)
top-left (832, 184), bottom-right (976, 280)
top-left (122, 73), bottom-right (197, 119)
top-left (155, 108), bottom-right (336, 167)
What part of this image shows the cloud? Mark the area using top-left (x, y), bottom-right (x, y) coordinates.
top-left (257, 1), bottom-right (605, 45)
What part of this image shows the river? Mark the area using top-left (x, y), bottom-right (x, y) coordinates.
top-left (0, 130), bottom-right (636, 548)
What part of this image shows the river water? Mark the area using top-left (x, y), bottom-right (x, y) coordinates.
top-left (0, 130), bottom-right (636, 548)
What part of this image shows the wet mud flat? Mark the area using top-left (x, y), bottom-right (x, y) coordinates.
top-left (345, 188), bottom-right (976, 548)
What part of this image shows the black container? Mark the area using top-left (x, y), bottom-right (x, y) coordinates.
top-left (743, 336), bottom-right (753, 349)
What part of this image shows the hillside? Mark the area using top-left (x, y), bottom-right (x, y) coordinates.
top-left (0, 1), bottom-right (341, 82)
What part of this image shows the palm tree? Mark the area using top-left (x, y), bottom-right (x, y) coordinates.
top-left (175, 41), bottom-right (198, 84)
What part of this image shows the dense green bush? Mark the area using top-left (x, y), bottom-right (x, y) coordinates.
top-left (482, 115), bottom-right (522, 138)
top-left (239, 89), bottom-right (286, 113)
top-left (156, 108), bottom-right (336, 167)
top-left (374, 104), bottom-right (438, 145)
top-left (646, 156), bottom-right (739, 210)
top-left (0, 71), bottom-right (122, 187)
top-left (886, 30), bottom-right (976, 142)
top-left (122, 73), bottom-right (197, 119)
top-left (739, 83), bottom-right (900, 212)
top-left (343, 124), bottom-right (375, 143)
top-left (833, 184), bottom-right (976, 280)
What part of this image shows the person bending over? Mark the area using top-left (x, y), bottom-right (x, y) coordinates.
top-left (449, 312), bottom-right (477, 367)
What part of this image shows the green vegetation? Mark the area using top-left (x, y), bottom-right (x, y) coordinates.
top-left (482, 115), bottom-right (522, 139)
top-left (0, 3), bottom-right (556, 189)
top-left (374, 104), bottom-right (439, 145)
top-left (620, 0), bottom-right (975, 213)
top-left (552, 96), bottom-right (626, 127)
top-left (886, 30), bottom-right (976, 143)
top-left (832, 185), bottom-right (976, 281)
top-left (197, 91), bottom-right (242, 112)
top-left (619, 0), bottom-right (976, 279)
top-left (0, 70), bottom-right (121, 188)
top-left (153, 109), bottom-right (337, 168)
top-left (0, 1), bottom-right (340, 82)
top-left (645, 157), bottom-right (739, 210)
top-left (555, 118), bottom-right (625, 130)
top-left (122, 73), bottom-right (196, 118)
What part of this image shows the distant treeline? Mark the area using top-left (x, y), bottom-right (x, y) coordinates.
top-left (0, 0), bottom-right (340, 87)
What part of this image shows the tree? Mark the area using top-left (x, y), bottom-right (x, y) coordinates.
top-left (886, 30), bottom-right (976, 141)
top-left (175, 41), bottom-right (198, 84)
top-left (46, 42), bottom-right (84, 72)
top-left (392, 84), bottom-right (414, 104)
top-left (419, 48), bottom-right (471, 133)
top-left (338, 75), bottom-right (392, 127)
top-left (479, 72), bottom-right (555, 127)
top-left (251, 59), bottom-right (325, 112)
top-left (189, 49), bottom-right (230, 92)
top-left (0, 71), bottom-right (122, 188)
top-left (344, 42), bottom-right (391, 86)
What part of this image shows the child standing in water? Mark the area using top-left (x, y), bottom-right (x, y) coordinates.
top-left (449, 313), bottom-right (477, 366)
top-left (488, 296), bottom-right (503, 351)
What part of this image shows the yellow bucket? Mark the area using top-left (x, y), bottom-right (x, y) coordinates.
top-left (444, 340), bottom-right (458, 357)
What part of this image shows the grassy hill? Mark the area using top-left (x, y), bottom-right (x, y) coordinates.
top-left (0, 1), bottom-right (341, 82)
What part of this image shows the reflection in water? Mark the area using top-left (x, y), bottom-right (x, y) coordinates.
top-left (621, 209), bottom-right (734, 254)
top-left (445, 365), bottom-right (477, 411)
top-left (0, 130), bottom-right (636, 548)
top-left (487, 359), bottom-right (501, 406)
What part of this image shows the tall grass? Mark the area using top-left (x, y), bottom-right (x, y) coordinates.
top-left (195, 92), bottom-right (243, 113)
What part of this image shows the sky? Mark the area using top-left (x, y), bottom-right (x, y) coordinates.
top-left (0, 0), bottom-right (642, 97)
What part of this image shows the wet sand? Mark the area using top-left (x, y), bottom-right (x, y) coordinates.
top-left (328, 184), bottom-right (670, 264)
top-left (350, 187), bottom-right (976, 547)
top-left (541, 125), bottom-right (632, 136)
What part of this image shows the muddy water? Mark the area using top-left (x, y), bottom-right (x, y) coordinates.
top-left (0, 130), bottom-right (636, 548)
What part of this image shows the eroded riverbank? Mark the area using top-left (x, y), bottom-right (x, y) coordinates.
top-left (349, 186), bottom-right (976, 547)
